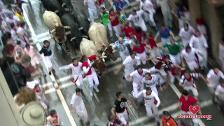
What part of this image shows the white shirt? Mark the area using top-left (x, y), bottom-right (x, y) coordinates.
top-left (136, 90), bottom-right (160, 107)
top-left (142, 75), bottom-right (159, 87)
top-left (128, 10), bottom-right (145, 26)
top-left (189, 35), bottom-right (208, 51)
top-left (84, 0), bottom-right (97, 9)
top-left (197, 25), bottom-right (207, 36)
top-left (180, 73), bottom-right (200, 87)
top-left (70, 93), bottom-right (85, 111)
top-left (179, 26), bottom-right (195, 46)
top-left (207, 70), bottom-right (224, 87)
top-left (181, 48), bottom-right (199, 63)
top-left (130, 69), bottom-right (149, 84)
top-left (215, 85), bottom-right (224, 96)
top-left (123, 56), bottom-right (140, 70)
top-left (140, 0), bottom-right (155, 13)
top-left (59, 62), bottom-right (83, 78)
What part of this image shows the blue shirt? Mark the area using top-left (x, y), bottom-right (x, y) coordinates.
top-left (113, 0), bottom-right (127, 11)
top-left (159, 28), bottom-right (170, 39)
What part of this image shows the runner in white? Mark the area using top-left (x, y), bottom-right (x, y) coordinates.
top-left (215, 79), bottom-right (224, 103)
top-left (189, 30), bottom-right (208, 67)
top-left (181, 46), bottom-right (203, 71)
top-left (70, 88), bottom-right (89, 124)
top-left (179, 23), bottom-right (195, 47)
top-left (142, 72), bottom-right (160, 95)
top-left (135, 87), bottom-right (160, 125)
top-left (84, 0), bottom-right (98, 23)
top-left (148, 62), bottom-right (168, 88)
top-left (140, 0), bottom-right (156, 27)
top-left (128, 9), bottom-right (147, 32)
top-left (123, 53), bottom-right (140, 80)
top-left (179, 71), bottom-right (205, 97)
top-left (128, 66), bottom-right (150, 102)
top-left (59, 58), bottom-right (83, 87)
top-left (207, 68), bottom-right (224, 94)
top-left (82, 55), bottom-right (100, 96)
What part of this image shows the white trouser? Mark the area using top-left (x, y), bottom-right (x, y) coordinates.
top-left (116, 109), bottom-right (129, 125)
top-left (162, 11), bottom-right (172, 28)
top-left (134, 21), bottom-right (147, 32)
top-left (161, 37), bottom-right (170, 45)
top-left (183, 86), bottom-right (199, 97)
top-left (75, 106), bottom-right (88, 123)
top-left (43, 55), bottom-right (53, 72)
top-left (107, 22), bottom-right (113, 37)
top-left (132, 82), bottom-right (144, 98)
top-left (136, 51), bottom-right (147, 65)
top-left (124, 67), bottom-right (135, 80)
top-left (145, 104), bottom-right (159, 121)
top-left (169, 53), bottom-right (181, 65)
top-left (151, 86), bottom-right (158, 95)
top-left (186, 61), bottom-right (199, 71)
top-left (86, 72), bottom-right (99, 92)
top-left (199, 49), bottom-right (207, 67)
top-left (119, 50), bottom-right (129, 62)
top-left (73, 75), bottom-right (83, 88)
top-left (149, 48), bottom-right (161, 59)
top-left (112, 24), bottom-right (121, 37)
top-left (219, 58), bottom-right (224, 71)
top-left (144, 11), bottom-right (156, 26)
top-left (207, 84), bottom-right (217, 94)
top-left (88, 8), bottom-right (98, 22)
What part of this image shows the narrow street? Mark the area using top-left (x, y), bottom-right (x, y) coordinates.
top-left (21, 0), bottom-right (224, 126)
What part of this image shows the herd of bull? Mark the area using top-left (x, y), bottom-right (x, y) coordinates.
top-left (41, 0), bottom-right (117, 74)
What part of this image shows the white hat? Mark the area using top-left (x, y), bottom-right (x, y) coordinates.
top-left (21, 101), bottom-right (46, 126)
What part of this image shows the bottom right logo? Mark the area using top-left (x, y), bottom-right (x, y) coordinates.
top-left (177, 105), bottom-right (212, 120)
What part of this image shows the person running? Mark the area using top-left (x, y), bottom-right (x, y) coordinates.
top-left (81, 55), bottom-right (100, 96)
top-left (128, 9), bottom-right (147, 32)
top-left (155, 25), bottom-right (175, 45)
top-left (39, 40), bottom-right (53, 75)
top-left (123, 53), bottom-right (140, 80)
top-left (142, 72), bottom-right (160, 95)
top-left (161, 111), bottom-right (178, 126)
top-left (214, 79), bottom-right (224, 105)
top-left (127, 66), bottom-right (150, 100)
top-left (189, 30), bottom-right (208, 67)
top-left (140, 0), bottom-right (156, 27)
top-left (109, 9), bottom-right (121, 38)
top-left (163, 37), bottom-right (182, 65)
top-left (121, 21), bottom-right (136, 39)
top-left (59, 58), bottom-right (83, 87)
top-left (135, 87), bottom-right (160, 126)
top-left (70, 88), bottom-right (89, 125)
top-left (84, 0), bottom-right (98, 23)
top-left (113, 35), bottom-right (131, 61)
top-left (179, 71), bottom-right (205, 98)
top-left (207, 68), bottom-right (224, 95)
top-left (132, 41), bottom-right (147, 65)
top-left (179, 23), bottom-right (195, 47)
top-left (100, 7), bottom-right (113, 37)
top-left (181, 45), bottom-right (203, 71)
top-left (111, 92), bottom-right (129, 126)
